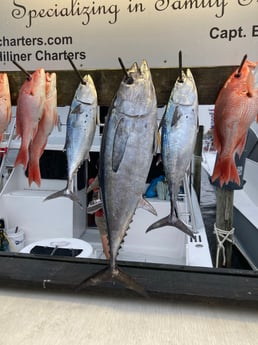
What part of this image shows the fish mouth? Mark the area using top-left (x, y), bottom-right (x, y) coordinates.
top-left (124, 62), bottom-right (137, 85)
top-left (125, 59), bottom-right (151, 85)
top-left (115, 59), bottom-right (155, 117)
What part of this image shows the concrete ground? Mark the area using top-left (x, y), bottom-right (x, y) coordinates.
top-left (0, 287), bottom-right (257, 345)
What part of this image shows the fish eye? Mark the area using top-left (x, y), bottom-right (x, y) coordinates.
top-left (125, 76), bottom-right (134, 85)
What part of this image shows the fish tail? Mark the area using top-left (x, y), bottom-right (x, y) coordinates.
top-left (76, 265), bottom-right (148, 298)
top-left (44, 187), bottom-right (83, 208)
top-left (146, 214), bottom-right (194, 238)
top-left (211, 155), bottom-right (240, 187)
top-left (14, 146), bottom-right (29, 169)
top-left (27, 161), bottom-right (41, 187)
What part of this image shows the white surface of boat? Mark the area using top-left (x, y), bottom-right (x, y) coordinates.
top-left (0, 107), bottom-right (212, 268)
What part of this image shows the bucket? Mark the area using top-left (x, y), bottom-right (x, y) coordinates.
top-left (6, 228), bottom-right (25, 252)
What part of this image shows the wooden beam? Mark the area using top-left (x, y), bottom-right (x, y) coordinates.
top-left (6, 66), bottom-right (236, 107)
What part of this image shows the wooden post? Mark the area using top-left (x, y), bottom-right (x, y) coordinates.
top-left (215, 188), bottom-right (234, 268)
top-left (193, 125), bottom-right (203, 203)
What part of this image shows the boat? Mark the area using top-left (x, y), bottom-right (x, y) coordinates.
top-left (202, 110), bottom-right (258, 271)
top-left (0, 105), bottom-right (212, 269)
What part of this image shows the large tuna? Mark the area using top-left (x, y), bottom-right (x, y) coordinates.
top-left (28, 72), bottom-right (58, 187)
top-left (15, 68), bottom-right (46, 169)
top-left (45, 74), bottom-right (97, 207)
top-left (78, 60), bottom-right (157, 296)
top-left (211, 60), bottom-right (258, 187)
top-left (0, 73), bottom-right (12, 142)
top-left (146, 69), bottom-right (198, 237)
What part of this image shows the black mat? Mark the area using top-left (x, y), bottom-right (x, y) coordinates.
top-left (30, 245), bottom-right (83, 257)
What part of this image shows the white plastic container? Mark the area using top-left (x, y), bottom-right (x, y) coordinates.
top-left (6, 228), bottom-right (25, 252)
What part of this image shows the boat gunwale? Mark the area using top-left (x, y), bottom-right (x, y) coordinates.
top-left (0, 251), bottom-right (257, 303)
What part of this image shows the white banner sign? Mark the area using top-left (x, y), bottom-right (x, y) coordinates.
top-left (0, 0), bottom-right (257, 71)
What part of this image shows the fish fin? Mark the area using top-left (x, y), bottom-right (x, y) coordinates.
top-left (171, 106), bottom-right (181, 127)
top-left (211, 155), bottom-right (240, 187)
top-left (112, 118), bottom-right (130, 172)
top-left (27, 161), bottom-right (41, 187)
top-left (76, 265), bottom-right (148, 298)
top-left (236, 135), bottom-right (247, 158)
top-left (14, 146), bottom-right (29, 169)
top-left (212, 123), bottom-right (221, 153)
top-left (146, 214), bottom-right (194, 238)
top-left (44, 188), bottom-right (83, 208)
top-left (15, 113), bottom-right (21, 137)
top-left (137, 196), bottom-right (157, 216)
top-left (71, 103), bottom-right (82, 115)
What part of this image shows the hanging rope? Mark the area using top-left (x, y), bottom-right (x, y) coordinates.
top-left (213, 223), bottom-right (235, 267)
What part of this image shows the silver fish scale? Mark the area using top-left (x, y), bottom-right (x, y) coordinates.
top-left (100, 60), bottom-right (157, 268)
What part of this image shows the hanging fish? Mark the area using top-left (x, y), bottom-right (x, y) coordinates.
top-left (15, 68), bottom-right (46, 169)
top-left (27, 72), bottom-right (58, 187)
top-left (146, 69), bottom-right (198, 237)
top-left (44, 74), bottom-right (97, 207)
top-left (77, 60), bottom-right (158, 296)
top-left (211, 59), bottom-right (258, 187)
top-left (0, 73), bottom-right (12, 142)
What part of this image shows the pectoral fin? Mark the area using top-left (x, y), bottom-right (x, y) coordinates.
top-left (138, 196), bottom-right (157, 216)
top-left (112, 118), bottom-right (131, 172)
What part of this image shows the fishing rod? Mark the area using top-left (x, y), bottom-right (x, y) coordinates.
top-left (235, 54), bottom-right (247, 78)
top-left (178, 50), bottom-right (183, 83)
top-left (67, 55), bottom-right (86, 85)
top-left (12, 60), bottom-right (32, 80)
top-left (118, 57), bottom-right (133, 84)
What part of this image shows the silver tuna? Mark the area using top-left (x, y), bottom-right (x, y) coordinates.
top-left (78, 60), bottom-right (157, 296)
top-left (146, 68), bottom-right (198, 236)
top-left (45, 74), bottom-right (97, 207)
